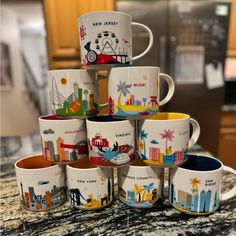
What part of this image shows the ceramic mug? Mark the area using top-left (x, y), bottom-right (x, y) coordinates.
top-left (78, 11), bottom-right (153, 67)
top-left (169, 154), bottom-right (236, 215)
top-left (49, 69), bottom-right (106, 118)
top-left (138, 113), bottom-right (200, 167)
top-left (39, 115), bottom-right (88, 163)
top-left (67, 158), bottom-right (114, 210)
top-left (108, 67), bottom-right (175, 119)
top-left (86, 115), bottom-right (135, 167)
top-left (118, 158), bottom-right (164, 208)
top-left (15, 155), bottom-right (67, 211)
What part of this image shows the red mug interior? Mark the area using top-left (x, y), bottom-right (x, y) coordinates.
top-left (40, 115), bottom-right (70, 120)
top-left (69, 157), bottom-right (97, 169)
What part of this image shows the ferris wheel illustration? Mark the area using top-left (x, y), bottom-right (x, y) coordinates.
top-left (84, 31), bottom-right (120, 63)
top-left (95, 31), bottom-right (119, 54)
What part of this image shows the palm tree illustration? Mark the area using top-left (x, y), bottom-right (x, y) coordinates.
top-left (134, 184), bottom-right (144, 201)
top-left (160, 129), bottom-right (175, 154)
top-left (139, 129), bottom-right (148, 159)
top-left (142, 97), bottom-right (147, 106)
top-left (190, 178), bottom-right (201, 194)
top-left (142, 183), bottom-right (154, 201)
top-left (117, 80), bottom-right (132, 106)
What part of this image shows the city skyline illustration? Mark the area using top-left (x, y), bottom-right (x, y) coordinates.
top-left (42, 136), bottom-right (88, 162)
top-left (169, 180), bottom-right (219, 213)
top-left (69, 176), bottom-right (113, 209)
top-left (139, 128), bottom-right (188, 165)
top-left (19, 181), bottom-right (66, 210)
top-left (50, 77), bottom-right (98, 116)
top-left (109, 80), bottom-right (158, 116)
top-left (119, 183), bottom-right (159, 208)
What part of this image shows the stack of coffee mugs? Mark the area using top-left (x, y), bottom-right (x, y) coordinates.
top-left (15, 11), bottom-right (236, 215)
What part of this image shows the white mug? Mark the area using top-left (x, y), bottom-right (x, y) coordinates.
top-left (118, 158), bottom-right (164, 208)
top-left (48, 69), bottom-right (105, 118)
top-left (67, 159), bottom-right (114, 210)
top-left (15, 155), bottom-right (67, 211)
top-left (138, 112), bottom-right (200, 167)
top-left (39, 115), bottom-right (87, 163)
top-left (86, 115), bottom-right (135, 167)
top-left (169, 154), bottom-right (236, 215)
top-left (78, 11), bottom-right (153, 67)
top-left (108, 67), bottom-right (175, 119)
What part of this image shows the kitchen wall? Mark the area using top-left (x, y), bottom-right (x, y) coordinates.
top-left (1, 7), bottom-right (39, 136)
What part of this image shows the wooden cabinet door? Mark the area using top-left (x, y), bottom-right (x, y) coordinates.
top-left (44, 0), bottom-right (115, 69)
top-left (228, 0), bottom-right (236, 56)
top-left (218, 112), bottom-right (236, 169)
top-left (44, 0), bottom-right (80, 59)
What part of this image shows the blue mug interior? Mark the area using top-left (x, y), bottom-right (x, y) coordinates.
top-left (88, 115), bottom-right (122, 122)
top-left (180, 155), bottom-right (222, 171)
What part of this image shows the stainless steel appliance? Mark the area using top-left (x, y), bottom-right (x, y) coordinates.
top-left (116, 0), bottom-right (231, 155)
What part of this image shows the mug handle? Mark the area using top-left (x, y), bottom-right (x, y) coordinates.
top-left (158, 73), bottom-right (175, 106)
top-left (188, 118), bottom-right (200, 148)
top-left (221, 165), bottom-right (236, 201)
top-left (131, 22), bottom-right (153, 61)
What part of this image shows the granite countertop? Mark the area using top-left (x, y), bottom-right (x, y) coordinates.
top-left (1, 149), bottom-right (236, 236)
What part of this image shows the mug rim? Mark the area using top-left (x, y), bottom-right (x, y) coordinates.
top-left (111, 66), bottom-right (160, 71)
top-left (146, 112), bottom-right (190, 121)
top-left (48, 69), bottom-right (87, 73)
top-left (67, 162), bottom-right (100, 171)
top-left (127, 159), bottom-right (152, 169)
top-left (177, 154), bottom-right (223, 173)
top-left (15, 154), bottom-right (57, 171)
top-left (79, 11), bottom-right (131, 19)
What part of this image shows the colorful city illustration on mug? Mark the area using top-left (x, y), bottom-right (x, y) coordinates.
top-left (41, 127), bottom-right (87, 162)
top-left (19, 181), bottom-right (66, 211)
top-left (119, 182), bottom-right (159, 208)
top-left (88, 133), bottom-right (135, 166)
top-left (139, 128), bottom-right (188, 166)
top-left (69, 176), bottom-right (113, 210)
top-left (50, 76), bottom-right (98, 116)
top-left (169, 177), bottom-right (219, 214)
top-left (109, 80), bottom-right (158, 117)
top-left (80, 26), bottom-right (130, 65)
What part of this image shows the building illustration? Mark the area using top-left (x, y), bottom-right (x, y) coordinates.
top-left (50, 78), bottom-right (98, 116)
top-left (169, 180), bottom-right (218, 213)
top-left (20, 182), bottom-right (66, 210)
top-left (119, 183), bottom-right (158, 208)
top-left (68, 177), bottom-right (113, 209)
top-left (42, 137), bottom-right (88, 162)
top-left (139, 128), bottom-right (188, 166)
top-left (108, 80), bottom-right (158, 117)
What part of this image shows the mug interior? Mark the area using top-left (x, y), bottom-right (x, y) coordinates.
top-left (16, 155), bottom-right (55, 169)
top-left (40, 115), bottom-right (70, 120)
top-left (87, 115), bottom-right (123, 122)
top-left (68, 158), bottom-right (98, 169)
top-left (180, 154), bottom-right (222, 171)
top-left (130, 157), bottom-right (148, 167)
top-left (148, 113), bottom-right (189, 120)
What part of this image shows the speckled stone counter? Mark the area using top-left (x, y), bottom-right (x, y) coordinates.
top-left (1, 157), bottom-right (236, 236)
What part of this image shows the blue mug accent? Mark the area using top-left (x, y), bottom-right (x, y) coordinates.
top-left (180, 154), bottom-right (222, 171)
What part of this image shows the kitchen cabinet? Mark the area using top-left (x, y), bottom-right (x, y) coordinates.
top-left (44, 0), bottom-right (115, 69)
top-left (228, 0), bottom-right (236, 56)
top-left (218, 111), bottom-right (236, 169)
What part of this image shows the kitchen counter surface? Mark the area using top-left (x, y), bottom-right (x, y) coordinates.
top-left (1, 149), bottom-right (236, 236)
